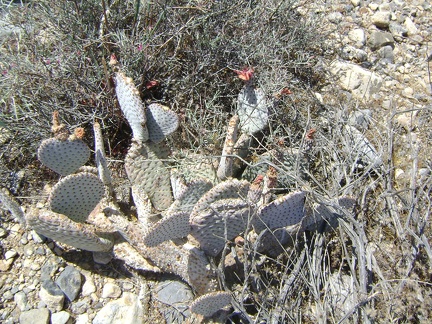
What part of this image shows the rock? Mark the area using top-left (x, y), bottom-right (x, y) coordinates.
top-left (372, 11), bottom-right (391, 28)
top-left (4, 250), bottom-right (17, 260)
top-left (93, 292), bottom-right (144, 324)
top-left (402, 87), bottom-right (414, 98)
top-left (368, 3), bottom-right (379, 11)
top-left (348, 28), bottom-right (366, 47)
top-left (51, 311), bottom-right (72, 324)
top-left (70, 300), bottom-right (89, 315)
top-left (39, 280), bottom-right (65, 312)
top-left (328, 12), bottom-right (343, 24)
top-left (75, 313), bottom-right (89, 324)
top-left (404, 17), bottom-right (418, 35)
top-left (155, 280), bottom-right (194, 323)
top-left (14, 291), bottom-right (28, 311)
top-left (389, 22), bottom-right (408, 39)
top-left (81, 277), bottom-right (96, 297)
top-left (377, 45), bottom-right (395, 63)
top-left (40, 257), bottom-right (62, 281)
top-left (368, 31), bottom-right (395, 50)
top-left (0, 227), bottom-right (7, 238)
top-left (0, 259), bottom-right (14, 271)
top-left (329, 61), bottom-right (383, 101)
top-left (351, 0), bottom-right (360, 7)
top-left (92, 251), bottom-right (113, 265)
top-left (19, 308), bottom-right (50, 324)
top-left (341, 45), bottom-right (367, 62)
top-left (101, 282), bottom-right (122, 298)
top-left (348, 110), bottom-right (372, 130)
top-left (56, 266), bottom-right (82, 302)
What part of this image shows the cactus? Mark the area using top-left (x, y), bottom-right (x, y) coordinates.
top-left (0, 64), bottom-right (347, 320)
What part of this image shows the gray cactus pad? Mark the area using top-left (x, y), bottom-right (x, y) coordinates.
top-left (191, 179), bottom-right (250, 217)
top-left (168, 179), bottom-right (213, 214)
top-left (190, 291), bottom-right (231, 317)
top-left (125, 142), bottom-right (173, 211)
top-left (26, 210), bottom-right (113, 252)
top-left (0, 187), bottom-right (26, 225)
top-left (143, 211), bottom-right (190, 247)
top-left (254, 191), bottom-right (306, 233)
top-left (237, 83), bottom-right (270, 135)
top-left (190, 198), bottom-right (251, 256)
top-left (49, 172), bottom-right (105, 223)
top-left (146, 103), bottom-right (179, 143)
top-left (38, 137), bottom-right (90, 176)
top-left (114, 72), bottom-right (149, 142)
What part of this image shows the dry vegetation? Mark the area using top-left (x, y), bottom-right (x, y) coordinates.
top-left (1, 0), bottom-right (432, 323)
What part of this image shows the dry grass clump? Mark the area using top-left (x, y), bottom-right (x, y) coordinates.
top-left (1, 0), bottom-right (432, 323)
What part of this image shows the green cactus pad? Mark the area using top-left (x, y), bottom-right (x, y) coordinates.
top-left (254, 191), bottom-right (306, 233)
top-left (27, 209), bottom-right (113, 252)
top-left (190, 291), bottom-right (232, 317)
top-left (143, 211), bottom-right (190, 247)
top-left (125, 142), bottom-right (173, 211)
top-left (146, 103), bottom-right (179, 143)
top-left (174, 154), bottom-right (219, 185)
top-left (38, 137), bottom-right (90, 176)
top-left (114, 71), bottom-right (149, 142)
top-left (190, 198), bottom-right (251, 256)
top-left (49, 172), bottom-right (105, 223)
top-left (237, 83), bottom-right (270, 135)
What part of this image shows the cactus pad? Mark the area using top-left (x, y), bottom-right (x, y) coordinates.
top-left (254, 191), bottom-right (306, 233)
top-left (190, 198), bottom-right (251, 256)
top-left (143, 211), bottom-right (190, 247)
top-left (49, 172), bottom-right (105, 223)
top-left (146, 103), bottom-right (179, 143)
top-left (237, 83), bottom-right (270, 135)
top-left (190, 291), bottom-right (232, 317)
top-left (217, 115), bottom-right (239, 180)
top-left (125, 142), bottom-right (173, 211)
top-left (38, 137), bottom-right (90, 176)
top-left (113, 71), bottom-right (149, 142)
top-left (167, 179), bottom-right (213, 214)
top-left (27, 209), bottom-right (113, 252)
top-left (0, 187), bottom-right (26, 225)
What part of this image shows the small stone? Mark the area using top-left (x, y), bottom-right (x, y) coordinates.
top-left (92, 251), bottom-right (113, 265)
top-left (348, 110), bottom-right (372, 130)
top-left (0, 227), bottom-right (7, 238)
top-left (351, 0), bottom-right (360, 7)
top-left (368, 31), bottom-right (395, 51)
top-left (341, 45), bottom-right (368, 62)
top-left (56, 266), bottom-right (82, 302)
top-left (19, 308), bottom-right (50, 324)
top-left (102, 282), bottom-right (122, 298)
top-left (14, 291), bottom-right (28, 311)
top-left (75, 313), bottom-right (89, 324)
top-left (20, 236), bottom-right (29, 245)
top-left (402, 87), bottom-right (414, 98)
top-left (0, 259), bottom-right (14, 271)
top-left (328, 12), bottom-right (343, 24)
top-left (372, 11), bottom-right (391, 28)
top-left (51, 311), bottom-right (72, 324)
top-left (31, 230), bottom-right (46, 243)
top-left (4, 250), bottom-right (17, 260)
top-left (389, 22), bottom-right (408, 39)
top-left (155, 280), bottom-right (193, 323)
top-left (3, 289), bottom-right (14, 300)
top-left (23, 245), bottom-right (34, 256)
top-left (81, 278), bottom-right (96, 297)
top-left (368, 3), bottom-right (379, 11)
top-left (122, 282), bottom-right (134, 291)
top-left (404, 17), bottom-right (418, 35)
top-left (378, 45), bottom-right (394, 63)
top-left (93, 292), bottom-right (144, 324)
top-left (39, 279), bottom-right (65, 312)
top-left (70, 300), bottom-right (89, 315)
top-left (348, 28), bottom-right (366, 47)
top-left (31, 262), bottom-right (41, 271)
top-left (40, 257), bottom-right (61, 281)
top-left (395, 168), bottom-right (405, 179)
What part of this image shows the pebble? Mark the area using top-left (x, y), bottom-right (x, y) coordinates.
top-left (372, 11), bottom-right (391, 28)
top-left (13, 291), bottom-right (28, 311)
top-left (51, 311), bottom-right (72, 324)
top-left (404, 17), bottom-right (418, 35)
top-left (75, 313), bottom-right (89, 324)
top-left (102, 282), bottom-right (122, 298)
top-left (19, 308), bottom-right (50, 324)
top-left (55, 266), bottom-right (82, 302)
top-left (92, 251), bottom-right (113, 265)
top-left (93, 292), bottom-right (144, 324)
top-left (0, 227), bottom-right (7, 238)
top-left (4, 250), bottom-right (17, 260)
top-left (348, 28), bottom-right (366, 47)
top-left (39, 279), bottom-right (65, 312)
top-left (81, 277), bottom-right (96, 297)
top-left (368, 31), bottom-right (395, 50)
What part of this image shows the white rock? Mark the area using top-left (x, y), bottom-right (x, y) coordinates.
top-left (329, 61), bottom-right (383, 102)
top-left (93, 292), bottom-right (144, 324)
top-left (75, 313), bottom-right (89, 324)
top-left (351, 0), bottom-right (360, 7)
top-left (51, 311), bottom-right (72, 324)
top-left (372, 11), bottom-right (391, 28)
top-left (102, 282), bottom-right (122, 298)
top-left (404, 17), bottom-right (418, 35)
top-left (82, 278), bottom-right (96, 297)
top-left (348, 28), bottom-right (366, 47)
top-left (4, 250), bottom-right (17, 260)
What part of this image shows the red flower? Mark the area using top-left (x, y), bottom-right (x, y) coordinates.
top-left (234, 67), bottom-right (254, 81)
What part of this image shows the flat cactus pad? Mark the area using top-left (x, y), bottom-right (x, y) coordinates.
top-left (49, 172), bottom-right (105, 223)
top-left (38, 137), bottom-right (90, 176)
top-left (146, 103), bottom-right (179, 143)
top-left (190, 291), bottom-right (232, 317)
